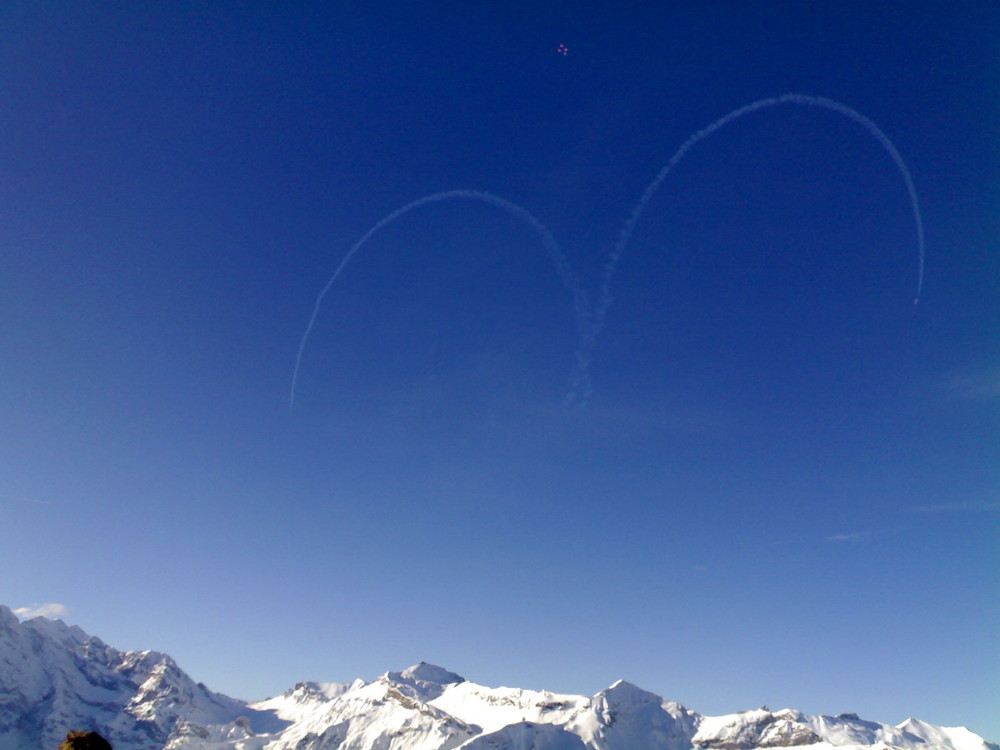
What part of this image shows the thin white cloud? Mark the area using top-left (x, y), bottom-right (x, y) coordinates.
top-left (0, 493), bottom-right (51, 506)
top-left (943, 365), bottom-right (1000, 401)
top-left (907, 501), bottom-right (1000, 514)
top-left (14, 603), bottom-right (70, 620)
top-left (826, 531), bottom-right (873, 543)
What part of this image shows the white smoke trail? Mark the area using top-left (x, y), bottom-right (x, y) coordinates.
top-left (290, 189), bottom-right (588, 407)
top-left (582, 93), bottom-right (926, 391)
top-left (291, 97), bottom-right (923, 408)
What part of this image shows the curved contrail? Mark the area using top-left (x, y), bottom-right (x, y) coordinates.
top-left (575, 93), bottom-right (926, 398)
top-left (293, 97), bottom-right (924, 408)
top-left (290, 189), bottom-right (588, 407)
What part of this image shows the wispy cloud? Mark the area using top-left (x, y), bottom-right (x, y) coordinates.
top-left (826, 531), bottom-right (873, 543)
top-left (0, 493), bottom-right (51, 506)
top-left (942, 365), bottom-right (1000, 401)
top-left (14, 602), bottom-right (70, 620)
top-left (907, 501), bottom-right (1000, 514)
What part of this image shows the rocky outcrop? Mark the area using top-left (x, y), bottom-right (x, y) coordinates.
top-left (694, 709), bottom-right (820, 750)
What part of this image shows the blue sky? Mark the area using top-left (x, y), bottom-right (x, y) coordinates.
top-left (2, 0), bottom-right (998, 741)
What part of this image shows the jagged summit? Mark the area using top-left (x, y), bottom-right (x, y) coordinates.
top-left (278, 680), bottom-right (361, 703)
top-left (1, 605), bottom-right (996, 750)
top-left (3, 603), bottom-right (89, 649)
top-left (693, 707), bottom-right (821, 749)
top-left (0, 604), bottom-right (271, 750)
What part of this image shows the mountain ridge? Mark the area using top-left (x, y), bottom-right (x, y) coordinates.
top-left (1, 605), bottom-right (994, 750)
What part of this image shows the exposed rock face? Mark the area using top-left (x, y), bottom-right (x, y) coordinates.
top-left (0, 605), bottom-right (267, 750)
top-left (694, 709), bottom-right (820, 750)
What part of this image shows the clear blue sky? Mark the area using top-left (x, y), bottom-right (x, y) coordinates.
top-left (2, 0), bottom-right (997, 741)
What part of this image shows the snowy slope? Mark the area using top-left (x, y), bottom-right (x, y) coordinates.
top-left (0, 605), bottom-right (276, 749)
top-left (2, 605), bottom-right (996, 750)
top-left (174, 669), bottom-right (994, 750)
top-left (693, 709), bottom-right (998, 750)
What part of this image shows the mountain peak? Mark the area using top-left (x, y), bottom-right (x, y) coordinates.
top-left (378, 662), bottom-right (465, 703)
top-left (599, 678), bottom-right (662, 707)
top-left (1, 607), bottom-right (994, 750)
top-left (400, 662), bottom-right (465, 685)
top-left (0, 603), bottom-right (17, 626)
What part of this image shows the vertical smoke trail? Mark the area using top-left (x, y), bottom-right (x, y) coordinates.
top-left (582, 94), bottom-right (926, 393)
top-left (290, 189), bottom-right (588, 407)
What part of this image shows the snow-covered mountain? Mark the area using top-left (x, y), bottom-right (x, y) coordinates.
top-left (0, 605), bottom-right (281, 749)
top-left (1, 606), bottom-right (994, 750)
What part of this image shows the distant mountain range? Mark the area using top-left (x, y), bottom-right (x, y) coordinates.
top-left (1, 605), bottom-right (994, 750)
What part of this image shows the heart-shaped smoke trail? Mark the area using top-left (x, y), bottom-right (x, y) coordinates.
top-left (292, 95), bottom-right (924, 408)
top-left (289, 189), bottom-right (590, 408)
